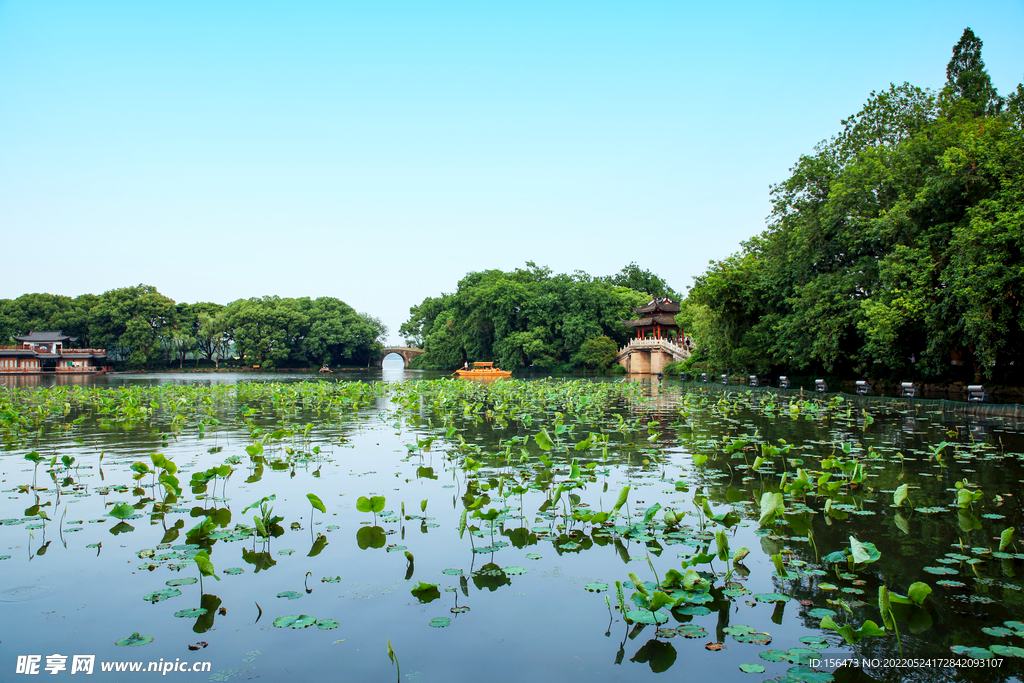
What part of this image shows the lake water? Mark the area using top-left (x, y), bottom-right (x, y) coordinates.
top-left (2, 364), bottom-right (1024, 682)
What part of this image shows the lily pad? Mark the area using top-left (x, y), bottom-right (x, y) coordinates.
top-left (759, 649), bottom-right (788, 662)
top-left (316, 619), bottom-right (339, 630)
top-left (753, 592), bottom-right (790, 603)
top-left (990, 645), bottom-right (1024, 658)
top-left (950, 645), bottom-right (994, 659)
top-left (223, 568), bottom-right (244, 575)
top-left (625, 610), bottom-right (669, 625)
top-left (429, 617), bottom-right (451, 628)
top-left (982, 626), bottom-right (1014, 637)
top-left (785, 665), bottom-right (835, 682)
top-left (143, 588), bottom-right (181, 603)
top-left (173, 608), bottom-right (208, 618)
top-left (273, 615), bottom-right (316, 629)
top-left (585, 582), bottom-right (608, 592)
top-left (923, 566), bottom-right (958, 575)
top-left (115, 632), bottom-right (154, 647)
top-left (734, 631), bottom-right (772, 645)
top-left (799, 636), bottom-right (827, 646)
top-left (677, 623), bottom-right (708, 638)
top-left (277, 591), bottom-right (302, 600)
top-left (165, 578), bottom-right (198, 587)
top-left (504, 566), bottom-right (527, 575)
top-left (676, 605), bottom-right (712, 616)
top-left (739, 664), bottom-right (766, 673)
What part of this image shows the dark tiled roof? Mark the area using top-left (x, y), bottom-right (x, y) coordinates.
top-left (13, 331), bottom-right (77, 343)
top-left (633, 298), bottom-right (680, 314)
top-left (622, 315), bottom-right (679, 327)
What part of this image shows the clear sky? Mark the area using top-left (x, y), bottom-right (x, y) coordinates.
top-left (2, 1), bottom-right (1022, 344)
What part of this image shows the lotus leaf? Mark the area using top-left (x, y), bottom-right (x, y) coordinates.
top-left (143, 588), bottom-right (181, 603)
top-left (625, 610), bottom-right (668, 625)
top-left (115, 632), bottom-right (154, 647)
top-left (273, 615), bottom-right (316, 628)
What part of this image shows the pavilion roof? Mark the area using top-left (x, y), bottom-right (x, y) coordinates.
top-left (13, 331), bottom-right (77, 343)
top-left (622, 315), bottom-right (679, 327)
top-left (632, 297), bottom-right (680, 314)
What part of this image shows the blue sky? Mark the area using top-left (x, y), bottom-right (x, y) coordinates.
top-left (2, 1), bottom-right (1022, 344)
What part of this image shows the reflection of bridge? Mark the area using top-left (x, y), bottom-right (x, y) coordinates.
top-left (376, 347), bottom-right (425, 368)
top-left (614, 338), bottom-right (690, 374)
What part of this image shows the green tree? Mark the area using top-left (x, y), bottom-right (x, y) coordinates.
top-left (188, 302), bottom-right (229, 366)
top-left (404, 263), bottom-right (650, 370)
top-left (943, 27), bottom-right (1002, 117)
top-left (684, 30), bottom-right (1023, 383)
top-left (89, 285), bottom-right (177, 367)
top-left (302, 297), bottom-right (386, 366)
top-left (604, 262), bottom-right (680, 299)
top-left (571, 335), bottom-right (620, 370)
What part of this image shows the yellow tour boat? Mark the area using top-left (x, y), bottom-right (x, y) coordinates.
top-left (454, 361), bottom-right (512, 378)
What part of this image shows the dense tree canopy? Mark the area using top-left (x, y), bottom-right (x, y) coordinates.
top-left (401, 262), bottom-right (672, 370)
top-left (684, 29), bottom-right (1023, 383)
top-left (0, 287), bottom-right (385, 369)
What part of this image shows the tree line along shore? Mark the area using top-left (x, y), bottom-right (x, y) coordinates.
top-left (3, 30), bottom-right (1022, 388)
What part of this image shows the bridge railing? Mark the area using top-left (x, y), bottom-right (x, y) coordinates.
top-left (616, 338), bottom-right (692, 359)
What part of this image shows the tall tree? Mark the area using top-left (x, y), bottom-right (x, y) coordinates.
top-left (943, 27), bottom-right (1002, 116)
top-left (89, 285), bottom-right (177, 367)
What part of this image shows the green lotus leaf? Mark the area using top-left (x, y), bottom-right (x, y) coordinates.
top-left (759, 649), bottom-right (788, 662)
top-left (277, 591), bottom-right (302, 599)
top-left (115, 632), bottom-right (154, 647)
top-left (109, 503), bottom-right (135, 520)
top-left (676, 623), bottom-right (707, 638)
top-left (143, 588), bottom-right (181, 603)
top-left (307, 493), bottom-right (326, 514)
top-left (625, 610), bottom-right (669, 625)
top-left (273, 615), bottom-right (316, 628)
top-left (165, 577), bottom-right (198, 587)
top-left (173, 608), bottom-right (208, 618)
top-left (316, 619), bottom-right (339, 630)
top-left (411, 581), bottom-right (440, 603)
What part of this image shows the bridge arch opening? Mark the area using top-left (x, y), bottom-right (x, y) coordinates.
top-left (382, 352), bottom-right (407, 368)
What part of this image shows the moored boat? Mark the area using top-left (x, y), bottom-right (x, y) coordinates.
top-left (453, 361), bottom-right (511, 378)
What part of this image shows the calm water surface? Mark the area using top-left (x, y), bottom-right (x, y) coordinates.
top-left (2, 361), bottom-right (1024, 682)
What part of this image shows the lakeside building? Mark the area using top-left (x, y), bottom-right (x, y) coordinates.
top-left (615, 298), bottom-right (691, 374)
top-left (0, 331), bottom-right (109, 374)
top-left (622, 297), bottom-right (682, 342)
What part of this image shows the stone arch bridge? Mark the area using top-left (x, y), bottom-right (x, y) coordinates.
top-left (375, 347), bottom-right (425, 368)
